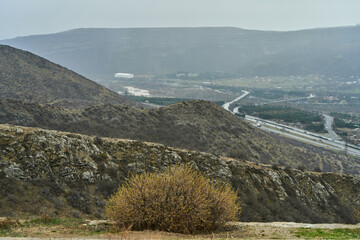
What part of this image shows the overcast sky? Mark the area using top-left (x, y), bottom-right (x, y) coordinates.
top-left (1, 0), bottom-right (359, 40)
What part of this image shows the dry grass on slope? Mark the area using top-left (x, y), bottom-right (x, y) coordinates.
top-left (0, 45), bottom-right (138, 108)
top-left (0, 99), bottom-right (358, 174)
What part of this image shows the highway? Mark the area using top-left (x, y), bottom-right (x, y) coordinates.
top-left (222, 92), bottom-right (360, 157)
top-left (222, 90), bottom-right (249, 111)
top-left (245, 115), bottom-right (360, 157)
top-left (259, 94), bottom-right (315, 105)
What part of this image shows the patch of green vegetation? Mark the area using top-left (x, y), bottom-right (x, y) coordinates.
top-left (241, 105), bottom-right (322, 123)
top-left (331, 114), bottom-right (359, 129)
top-left (0, 217), bottom-right (108, 237)
top-left (334, 118), bottom-right (358, 129)
top-left (240, 105), bottom-right (325, 132)
top-left (0, 230), bottom-right (24, 237)
top-left (251, 89), bottom-right (307, 100)
top-left (305, 123), bottom-right (326, 132)
top-left (0, 229), bottom-right (11, 236)
top-left (330, 112), bottom-right (356, 120)
top-left (295, 228), bottom-right (360, 239)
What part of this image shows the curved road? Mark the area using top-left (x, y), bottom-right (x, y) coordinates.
top-left (323, 114), bottom-right (340, 141)
top-left (222, 90), bottom-right (249, 112)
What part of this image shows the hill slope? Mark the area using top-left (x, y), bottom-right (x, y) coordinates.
top-left (1, 124), bottom-right (359, 223)
top-left (0, 99), bottom-right (357, 175)
top-left (0, 45), bottom-right (138, 108)
top-left (1, 26), bottom-right (360, 78)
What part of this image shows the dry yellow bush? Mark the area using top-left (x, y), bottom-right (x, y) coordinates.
top-left (0, 218), bottom-right (18, 229)
top-left (105, 165), bottom-right (240, 234)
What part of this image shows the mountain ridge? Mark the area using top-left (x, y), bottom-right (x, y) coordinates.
top-left (0, 98), bottom-right (357, 175)
top-left (2, 26), bottom-right (359, 78)
top-left (0, 44), bottom-right (139, 108)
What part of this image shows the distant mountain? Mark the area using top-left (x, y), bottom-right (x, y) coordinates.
top-left (0, 45), bottom-right (138, 108)
top-left (1, 27), bottom-right (360, 78)
top-left (0, 98), bottom-right (357, 175)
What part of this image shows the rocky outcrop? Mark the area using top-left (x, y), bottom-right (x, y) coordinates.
top-left (1, 124), bottom-right (359, 223)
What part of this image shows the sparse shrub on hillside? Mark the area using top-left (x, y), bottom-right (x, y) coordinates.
top-left (0, 218), bottom-right (18, 229)
top-left (66, 192), bottom-right (91, 214)
top-left (227, 148), bottom-right (248, 160)
top-left (91, 152), bottom-right (107, 163)
top-left (97, 180), bottom-right (119, 197)
top-left (284, 166), bottom-right (293, 174)
top-left (93, 136), bottom-right (103, 145)
top-left (37, 213), bottom-right (53, 224)
top-left (297, 165), bottom-right (306, 171)
top-left (272, 164), bottom-right (279, 170)
top-left (105, 165), bottom-right (240, 234)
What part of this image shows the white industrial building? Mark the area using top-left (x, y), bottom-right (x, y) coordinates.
top-left (114, 73), bottom-right (134, 79)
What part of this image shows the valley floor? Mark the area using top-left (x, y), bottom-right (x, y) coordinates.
top-left (1, 220), bottom-right (360, 239)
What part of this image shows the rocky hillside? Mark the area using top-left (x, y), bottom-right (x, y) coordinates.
top-left (0, 45), bottom-right (138, 109)
top-left (0, 124), bottom-right (359, 223)
top-left (0, 99), bottom-right (358, 175)
top-left (2, 26), bottom-right (359, 78)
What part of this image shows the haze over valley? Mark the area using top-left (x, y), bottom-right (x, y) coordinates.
top-left (1, 0), bottom-right (360, 238)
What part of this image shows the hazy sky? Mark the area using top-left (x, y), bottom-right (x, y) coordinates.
top-left (1, 0), bottom-right (359, 40)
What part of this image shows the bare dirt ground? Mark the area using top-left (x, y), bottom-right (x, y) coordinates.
top-left (231, 222), bottom-right (360, 239)
top-left (1, 221), bottom-right (360, 240)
